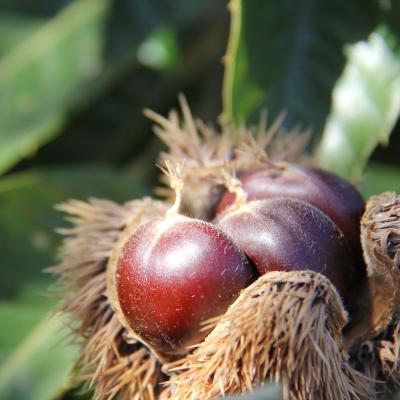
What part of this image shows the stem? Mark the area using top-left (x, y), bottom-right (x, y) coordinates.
top-left (221, 168), bottom-right (247, 211)
top-left (222, 0), bottom-right (242, 125)
top-left (163, 160), bottom-right (184, 218)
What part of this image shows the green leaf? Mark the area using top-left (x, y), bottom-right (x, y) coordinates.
top-left (0, 281), bottom-right (55, 364)
top-left (223, 0), bottom-right (380, 131)
top-left (361, 162), bottom-right (400, 198)
top-left (0, 0), bottom-right (111, 174)
top-left (137, 27), bottom-right (181, 70)
top-left (0, 13), bottom-right (44, 58)
top-left (318, 29), bottom-right (400, 178)
top-left (0, 312), bottom-right (79, 400)
top-left (0, 163), bottom-right (151, 298)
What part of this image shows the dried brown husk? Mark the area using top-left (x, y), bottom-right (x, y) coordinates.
top-left (347, 192), bottom-right (400, 397)
top-left (165, 271), bottom-right (375, 400)
top-left (50, 197), bottom-right (169, 400)
top-left (344, 192), bottom-right (400, 348)
top-left (144, 95), bottom-right (311, 220)
top-left (351, 321), bottom-right (400, 399)
top-left (375, 322), bottom-right (400, 391)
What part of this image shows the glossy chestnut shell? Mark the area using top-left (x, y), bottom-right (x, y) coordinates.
top-left (116, 214), bottom-right (257, 358)
top-left (216, 163), bottom-right (365, 254)
top-left (215, 197), bottom-right (357, 301)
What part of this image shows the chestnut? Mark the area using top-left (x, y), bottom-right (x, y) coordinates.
top-left (215, 197), bottom-right (357, 301)
top-left (116, 213), bottom-right (257, 359)
top-left (215, 163), bottom-right (365, 254)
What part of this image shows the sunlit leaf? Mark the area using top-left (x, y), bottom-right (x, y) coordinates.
top-left (0, 13), bottom-right (44, 57)
top-left (0, 0), bottom-right (111, 174)
top-left (318, 29), bottom-right (400, 178)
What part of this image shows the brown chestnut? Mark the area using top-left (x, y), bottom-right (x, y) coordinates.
top-left (116, 214), bottom-right (257, 359)
top-left (216, 163), bottom-right (365, 254)
top-left (215, 197), bottom-right (357, 301)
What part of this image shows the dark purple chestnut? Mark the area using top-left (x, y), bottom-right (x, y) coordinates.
top-left (215, 197), bottom-right (357, 301)
top-left (215, 163), bottom-right (365, 254)
top-left (116, 214), bottom-right (257, 359)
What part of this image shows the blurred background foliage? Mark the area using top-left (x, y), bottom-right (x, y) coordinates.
top-left (0, 0), bottom-right (399, 399)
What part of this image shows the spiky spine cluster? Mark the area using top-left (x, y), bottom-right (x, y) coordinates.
top-left (145, 95), bottom-right (310, 220)
top-left (50, 198), bottom-right (169, 399)
top-left (145, 96), bottom-right (311, 170)
top-left (165, 271), bottom-right (375, 400)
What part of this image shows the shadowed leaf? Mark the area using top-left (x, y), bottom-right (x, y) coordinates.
top-left (0, 164), bottom-right (151, 298)
top-left (223, 0), bottom-right (380, 132)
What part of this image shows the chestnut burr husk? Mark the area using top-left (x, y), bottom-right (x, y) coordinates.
top-left (51, 99), bottom-right (400, 400)
top-left (165, 271), bottom-right (376, 400)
